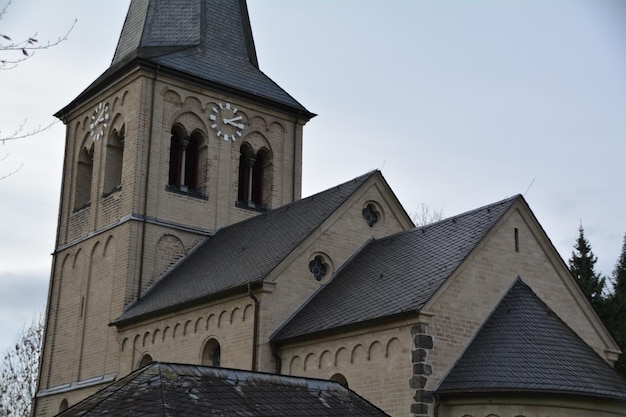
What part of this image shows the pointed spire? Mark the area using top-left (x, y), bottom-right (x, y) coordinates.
top-left (64, 0), bottom-right (312, 118)
top-left (112, 0), bottom-right (258, 68)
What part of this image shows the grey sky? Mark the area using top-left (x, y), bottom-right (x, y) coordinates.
top-left (0, 0), bottom-right (624, 353)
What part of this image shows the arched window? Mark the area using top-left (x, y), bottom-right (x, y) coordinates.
top-left (238, 143), bottom-right (254, 204)
top-left (238, 144), bottom-right (271, 208)
top-left (330, 373), bottom-right (349, 388)
top-left (168, 125), bottom-right (201, 193)
top-left (201, 338), bottom-right (221, 367)
top-left (59, 399), bottom-right (69, 413)
top-left (103, 125), bottom-right (124, 195)
top-left (74, 144), bottom-right (94, 210)
top-left (137, 353), bottom-right (153, 369)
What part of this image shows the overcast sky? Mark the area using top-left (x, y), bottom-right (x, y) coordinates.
top-left (0, 0), bottom-right (624, 354)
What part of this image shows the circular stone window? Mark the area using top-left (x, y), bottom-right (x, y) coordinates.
top-left (309, 255), bottom-right (328, 281)
top-left (362, 203), bottom-right (380, 227)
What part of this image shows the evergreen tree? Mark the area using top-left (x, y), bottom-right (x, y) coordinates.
top-left (607, 233), bottom-right (626, 377)
top-left (568, 226), bottom-right (606, 314)
top-left (613, 234), bottom-right (626, 300)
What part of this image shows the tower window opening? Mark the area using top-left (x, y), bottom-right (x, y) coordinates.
top-left (74, 144), bottom-right (94, 210)
top-left (168, 125), bottom-right (201, 194)
top-left (238, 144), bottom-right (271, 209)
top-left (103, 125), bottom-right (124, 196)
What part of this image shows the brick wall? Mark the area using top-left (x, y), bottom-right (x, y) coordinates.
top-left (254, 178), bottom-right (412, 372)
top-left (425, 206), bottom-right (612, 398)
top-left (279, 322), bottom-right (415, 417)
top-left (37, 68), bottom-right (312, 416)
top-left (115, 295), bottom-right (255, 376)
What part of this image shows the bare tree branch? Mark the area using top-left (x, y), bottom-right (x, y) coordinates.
top-left (0, 0), bottom-right (76, 70)
top-left (0, 158), bottom-right (23, 181)
top-left (0, 314), bottom-right (44, 417)
top-left (0, 119), bottom-right (57, 143)
top-left (411, 202), bottom-right (444, 227)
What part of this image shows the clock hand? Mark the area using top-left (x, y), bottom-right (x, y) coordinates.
top-left (223, 116), bottom-right (243, 124)
top-left (223, 118), bottom-right (244, 129)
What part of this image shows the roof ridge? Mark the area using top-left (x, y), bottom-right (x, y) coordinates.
top-left (157, 362), bottom-right (169, 417)
top-left (272, 193), bottom-right (523, 342)
top-left (370, 194), bottom-right (522, 246)
top-left (416, 194), bottom-right (522, 230)
top-left (434, 277), bottom-right (523, 392)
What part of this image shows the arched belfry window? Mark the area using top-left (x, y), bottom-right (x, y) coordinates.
top-left (74, 144), bottom-right (94, 210)
top-left (238, 144), bottom-right (272, 209)
top-left (168, 125), bottom-right (203, 194)
top-left (201, 338), bottom-right (221, 367)
top-left (103, 124), bottom-right (124, 196)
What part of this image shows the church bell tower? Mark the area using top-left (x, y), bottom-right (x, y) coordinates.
top-left (35, 1), bottom-right (314, 415)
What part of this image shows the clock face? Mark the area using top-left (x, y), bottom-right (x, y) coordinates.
top-left (89, 101), bottom-right (109, 141)
top-left (209, 102), bottom-right (244, 141)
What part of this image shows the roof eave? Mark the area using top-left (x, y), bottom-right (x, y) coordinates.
top-left (111, 280), bottom-right (264, 328)
top-left (273, 310), bottom-right (419, 345)
top-left (55, 57), bottom-right (316, 122)
top-left (437, 387), bottom-right (626, 402)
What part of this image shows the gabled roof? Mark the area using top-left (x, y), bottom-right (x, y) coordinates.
top-left (438, 278), bottom-right (626, 400)
top-left (58, 0), bottom-right (313, 118)
top-left (57, 362), bottom-right (391, 417)
top-left (273, 195), bottom-right (520, 342)
top-left (114, 171), bottom-right (378, 325)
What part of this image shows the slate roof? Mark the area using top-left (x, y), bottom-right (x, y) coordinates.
top-left (58, 0), bottom-right (313, 118)
top-left (114, 171), bottom-right (378, 325)
top-left (273, 195), bottom-right (520, 342)
top-left (56, 362), bottom-right (391, 417)
top-left (438, 278), bottom-right (626, 400)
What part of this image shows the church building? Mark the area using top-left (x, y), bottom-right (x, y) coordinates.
top-left (34, 1), bottom-right (626, 416)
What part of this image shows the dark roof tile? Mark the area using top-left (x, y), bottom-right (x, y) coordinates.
top-left (60, 0), bottom-right (313, 118)
top-left (114, 171), bottom-right (378, 325)
top-left (273, 195), bottom-right (519, 341)
top-left (438, 278), bottom-right (626, 399)
top-left (57, 362), bottom-right (391, 417)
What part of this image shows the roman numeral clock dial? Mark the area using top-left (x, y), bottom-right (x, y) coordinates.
top-left (209, 102), bottom-right (245, 142)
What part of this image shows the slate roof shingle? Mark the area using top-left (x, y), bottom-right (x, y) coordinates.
top-left (114, 171), bottom-right (378, 325)
top-left (273, 195), bottom-right (520, 342)
top-left (57, 362), bottom-right (391, 417)
top-left (58, 0), bottom-right (313, 118)
top-left (438, 278), bottom-right (626, 400)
